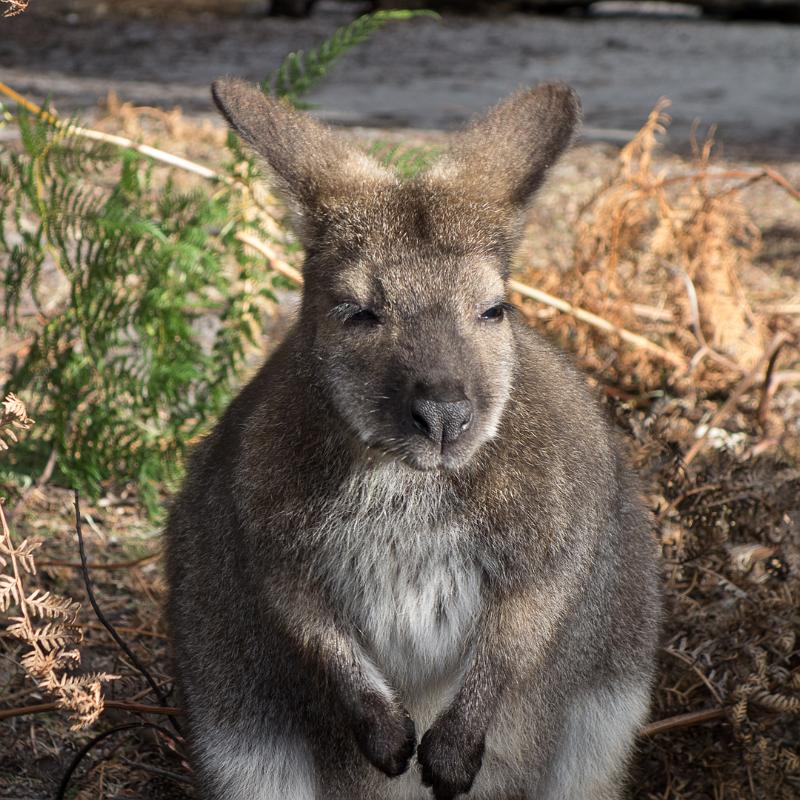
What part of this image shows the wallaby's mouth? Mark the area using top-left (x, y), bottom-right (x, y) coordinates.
top-left (370, 447), bottom-right (470, 473)
top-left (363, 428), bottom-right (485, 474)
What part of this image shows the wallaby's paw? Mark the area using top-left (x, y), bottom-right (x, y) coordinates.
top-left (417, 717), bottom-right (485, 800)
top-left (353, 697), bottom-right (417, 778)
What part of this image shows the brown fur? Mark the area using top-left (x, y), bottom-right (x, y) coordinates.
top-left (165, 80), bottom-right (660, 800)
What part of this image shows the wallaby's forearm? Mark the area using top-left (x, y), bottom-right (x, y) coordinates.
top-left (419, 583), bottom-right (576, 799)
top-left (264, 582), bottom-right (417, 777)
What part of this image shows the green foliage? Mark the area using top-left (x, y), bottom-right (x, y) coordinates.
top-left (1, 111), bottom-right (275, 512)
top-left (263, 9), bottom-right (439, 104)
top-left (368, 140), bottom-right (440, 179)
top-left (0, 9), bottom-right (437, 513)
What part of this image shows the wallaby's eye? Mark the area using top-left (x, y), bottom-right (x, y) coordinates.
top-left (348, 308), bottom-right (380, 324)
top-left (480, 303), bottom-right (509, 322)
top-left (331, 303), bottom-right (382, 326)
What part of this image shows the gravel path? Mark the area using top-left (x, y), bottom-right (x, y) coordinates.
top-left (2, 1), bottom-right (799, 158)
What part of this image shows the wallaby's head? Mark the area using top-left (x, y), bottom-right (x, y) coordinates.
top-left (213, 79), bottom-right (580, 471)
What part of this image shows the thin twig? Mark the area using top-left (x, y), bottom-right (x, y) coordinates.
top-left (684, 332), bottom-right (793, 466)
top-left (235, 231), bottom-right (305, 285)
top-left (508, 280), bottom-right (687, 369)
top-left (0, 81), bottom-right (223, 182)
top-left (656, 167), bottom-right (800, 201)
top-left (38, 551), bottom-right (160, 571)
top-left (664, 647), bottom-right (724, 705)
top-left (756, 338), bottom-right (787, 431)
top-left (0, 700), bottom-right (182, 722)
top-left (761, 166), bottom-right (800, 202)
top-left (56, 721), bottom-right (182, 800)
top-left (73, 491), bottom-right (181, 733)
top-left (667, 262), bottom-right (743, 374)
top-left (640, 707), bottom-right (726, 737)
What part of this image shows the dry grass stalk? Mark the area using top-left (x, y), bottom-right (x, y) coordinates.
top-left (1, 394), bottom-right (118, 730)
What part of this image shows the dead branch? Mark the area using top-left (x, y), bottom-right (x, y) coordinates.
top-left (234, 231), bottom-right (305, 286)
top-left (508, 280), bottom-right (688, 369)
top-left (0, 81), bottom-right (222, 182)
top-left (0, 700), bottom-right (182, 722)
top-left (640, 707), bottom-right (726, 737)
top-left (684, 332), bottom-right (793, 466)
top-left (0, 698), bottom-right (736, 740)
top-left (38, 551), bottom-right (160, 571)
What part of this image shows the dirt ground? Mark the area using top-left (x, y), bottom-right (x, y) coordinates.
top-left (1, 1), bottom-right (799, 799)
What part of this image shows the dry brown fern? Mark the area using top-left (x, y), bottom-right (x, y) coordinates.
top-left (1, 394), bottom-right (118, 729)
top-left (1, 0), bottom-right (28, 17)
top-left (522, 98), bottom-right (784, 390)
top-left (0, 393), bottom-right (34, 451)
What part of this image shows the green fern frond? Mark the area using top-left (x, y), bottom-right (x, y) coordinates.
top-left (262, 9), bottom-right (439, 104)
top-left (368, 140), bottom-right (440, 179)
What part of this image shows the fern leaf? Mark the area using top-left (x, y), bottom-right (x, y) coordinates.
top-left (13, 536), bottom-right (42, 574)
top-left (25, 590), bottom-right (80, 621)
top-left (262, 9), bottom-right (439, 104)
top-left (50, 671), bottom-right (120, 690)
top-left (368, 140), bottom-right (439, 179)
top-left (21, 647), bottom-right (81, 678)
top-left (8, 620), bottom-right (82, 651)
top-left (0, 573), bottom-right (19, 611)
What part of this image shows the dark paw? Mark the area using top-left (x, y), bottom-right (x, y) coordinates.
top-left (353, 696), bottom-right (417, 778)
top-left (417, 719), bottom-right (485, 800)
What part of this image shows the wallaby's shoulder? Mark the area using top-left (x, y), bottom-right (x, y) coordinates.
top-left (170, 328), bottom-right (309, 507)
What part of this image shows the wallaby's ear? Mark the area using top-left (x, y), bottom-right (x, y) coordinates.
top-left (211, 78), bottom-right (392, 241)
top-left (435, 83), bottom-right (581, 210)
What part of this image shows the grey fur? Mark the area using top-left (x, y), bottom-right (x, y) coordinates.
top-left (166, 79), bottom-right (661, 800)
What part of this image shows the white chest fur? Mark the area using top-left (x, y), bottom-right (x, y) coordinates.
top-left (311, 463), bottom-right (482, 696)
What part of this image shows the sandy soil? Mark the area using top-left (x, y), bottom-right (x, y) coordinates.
top-left (2, 1), bottom-right (800, 159)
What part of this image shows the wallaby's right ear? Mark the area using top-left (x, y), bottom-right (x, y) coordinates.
top-left (212, 78), bottom-right (391, 241)
top-left (433, 83), bottom-right (581, 212)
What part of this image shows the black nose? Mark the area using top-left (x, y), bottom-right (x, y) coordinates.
top-left (410, 395), bottom-right (473, 446)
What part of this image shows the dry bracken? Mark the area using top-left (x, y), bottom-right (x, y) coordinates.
top-left (1, 394), bottom-right (118, 730)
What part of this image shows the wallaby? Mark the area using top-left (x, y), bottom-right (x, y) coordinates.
top-left (165, 78), bottom-right (661, 800)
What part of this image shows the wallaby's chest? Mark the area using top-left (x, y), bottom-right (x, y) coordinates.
top-left (349, 530), bottom-right (480, 692)
top-left (313, 467), bottom-right (481, 693)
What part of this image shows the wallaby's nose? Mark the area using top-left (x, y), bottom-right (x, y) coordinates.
top-left (410, 395), bottom-right (473, 446)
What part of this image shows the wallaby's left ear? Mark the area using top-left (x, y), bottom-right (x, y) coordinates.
top-left (434, 83), bottom-right (581, 209)
top-left (211, 77), bottom-right (393, 244)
